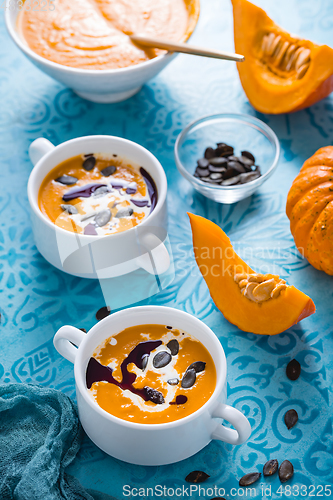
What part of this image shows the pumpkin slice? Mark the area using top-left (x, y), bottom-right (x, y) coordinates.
top-left (232, 0), bottom-right (333, 114)
top-left (188, 213), bottom-right (315, 335)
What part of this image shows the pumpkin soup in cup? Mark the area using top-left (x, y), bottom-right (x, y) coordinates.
top-left (27, 135), bottom-right (169, 278)
top-left (86, 323), bottom-right (216, 424)
top-left (53, 305), bottom-right (251, 465)
top-left (38, 153), bottom-right (157, 236)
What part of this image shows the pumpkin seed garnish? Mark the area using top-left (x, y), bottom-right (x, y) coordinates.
top-left (141, 354), bottom-right (149, 371)
top-left (167, 378), bottom-right (179, 386)
top-left (263, 459), bottom-right (279, 476)
top-left (279, 460), bottom-right (294, 483)
top-left (153, 351), bottom-right (172, 369)
top-left (181, 368), bottom-right (196, 388)
top-left (187, 361), bottom-right (206, 373)
top-left (95, 209), bottom-right (112, 227)
top-left (284, 409), bottom-right (298, 429)
top-left (286, 359), bottom-right (301, 380)
top-left (55, 175), bottom-right (78, 185)
top-left (167, 339), bottom-right (179, 356)
top-left (93, 185), bottom-right (109, 197)
top-left (115, 208), bottom-right (134, 218)
top-left (82, 156), bottom-right (96, 171)
top-left (144, 386), bottom-right (165, 404)
top-left (60, 204), bottom-right (78, 215)
top-left (239, 472), bottom-right (261, 487)
top-left (185, 471), bottom-right (210, 483)
top-left (101, 165), bottom-right (116, 177)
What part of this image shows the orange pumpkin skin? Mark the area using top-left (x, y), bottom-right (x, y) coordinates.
top-left (188, 213), bottom-right (315, 335)
top-left (232, 0), bottom-right (333, 114)
top-left (286, 146), bottom-right (333, 275)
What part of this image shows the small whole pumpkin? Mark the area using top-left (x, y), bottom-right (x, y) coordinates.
top-left (286, 146), bottom-right (333, 275)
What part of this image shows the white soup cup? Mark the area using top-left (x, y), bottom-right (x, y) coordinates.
top-left (27, 135), bottom-right (169, 279)
top-left (53, 305), bottom-right (251, 466)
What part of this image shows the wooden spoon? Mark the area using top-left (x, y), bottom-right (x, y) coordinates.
top-left (130, 34), bottom-right (245, 62)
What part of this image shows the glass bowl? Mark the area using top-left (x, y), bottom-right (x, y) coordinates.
top-left (174, 113), bottom-right (280, 204)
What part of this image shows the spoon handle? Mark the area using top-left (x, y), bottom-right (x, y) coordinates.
top-left (130, 35), bottom-right (245, 62)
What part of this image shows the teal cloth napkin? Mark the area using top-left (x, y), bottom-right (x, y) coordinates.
top-left (0, 384), bottom-right (116, 500)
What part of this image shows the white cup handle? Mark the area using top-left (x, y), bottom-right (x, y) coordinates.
top-left (136, 233), bottom-right (170, 275)
top-left (53, 326), bottom-right (86, 364)
top-left (29, 138), bottom-right (55, 166)
top-left (211, 402), bottom-right (251, 445)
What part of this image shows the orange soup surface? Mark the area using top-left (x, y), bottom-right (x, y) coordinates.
top-left (17, 0), bottom-right (192, 70)
top-left (38, 153), bottom-right (157, 236)
top-left (86, 324), bottom-right (216, 424)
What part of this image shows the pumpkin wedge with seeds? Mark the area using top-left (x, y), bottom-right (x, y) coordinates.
top-left (232, 0), bottom-right (333, 113)
top-left (188, 213), bottom-right (315, 335)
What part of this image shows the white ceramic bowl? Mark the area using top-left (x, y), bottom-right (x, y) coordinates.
top-left (54, 305), bottom-right (251, 465)
top-left (28, 135), bottom-right (169, 279)
top-left (5, 1), bottom-right (199, 103)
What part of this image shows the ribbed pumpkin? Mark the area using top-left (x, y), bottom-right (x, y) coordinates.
top-left (286, 146), bottom-right (333, 275)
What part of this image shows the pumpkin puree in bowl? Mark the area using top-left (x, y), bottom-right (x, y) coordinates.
top-left (17, 0), bottom-right (197, 70)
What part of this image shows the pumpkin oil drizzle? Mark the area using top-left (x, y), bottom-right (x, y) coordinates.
top-left (86, 340), bottom-right (163, 401)
top-left (260, 32), bottom-right (311, 80)
top-left (234, 268), bottom-right (287, 302)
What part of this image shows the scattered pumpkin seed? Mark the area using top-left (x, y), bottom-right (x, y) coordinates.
top-left (95, 306), bottom-right (111, 321)
top-left (263, 459), bottom-right (279, 476)
top-left (239, 472), bottom-right (261, 487)
top-left (153, 351), bottom-right (172, 369)
top-left (167, 339), bottom-right (179, 356)
top-left (181, 368), bottom-right (196, 388)
top-left (185, 471), bottom-right (210, 483)
top-left (279, 460), bottom-right (294, 483)
top-left (286, 359), bottom-right (301, 380)
top-left (284, 409), bottom-right (298, 429)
